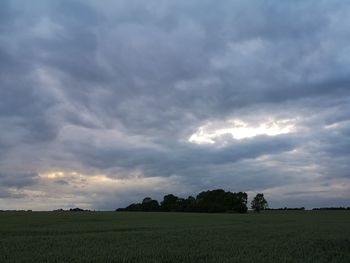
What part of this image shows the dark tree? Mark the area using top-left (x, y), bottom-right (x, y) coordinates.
top-left (142, 197), bottom-right (152, 204)
top-left (69, 207), bottom-right (85, 212)
top-left (251, 193), bottom-right (268, 213)
top-left (125, 203), bottom-right (142, 211)
top-left (196, 189), bottom-right (248, 213)
top-left (183, 196), bottom-right (196, 212)
top-left (161, 194), bottom-right (179, 211)
top-left (141, 197), bottom-right (159, 211)
top-left (196, 189), bottom-right (227, 212)
top-left (231, 192), bottom-right (248, 213)
top-left (116, 190), bottom-right (248, 213)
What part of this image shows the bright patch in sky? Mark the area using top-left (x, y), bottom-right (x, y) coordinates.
top-left (189, 119), bottom-right (296, 144)
top-left (43, 171), bottom-right (66, 179)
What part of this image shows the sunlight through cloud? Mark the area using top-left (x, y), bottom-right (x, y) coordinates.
top-left (189, 118), bottom-right (296, 144)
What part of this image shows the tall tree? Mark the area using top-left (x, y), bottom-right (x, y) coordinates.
top-left (251, 193), bottom-right (268, 213)
top-left (161, 194), bottom-right (179, 211)
top-left (141, 197), bottom-right (159, 211)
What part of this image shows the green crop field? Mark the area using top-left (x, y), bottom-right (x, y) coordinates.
top-left (0, 211), bottom-right (349, 262)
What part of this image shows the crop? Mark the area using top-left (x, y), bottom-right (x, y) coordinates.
top-left (0, 211), bottom-right (349, 262)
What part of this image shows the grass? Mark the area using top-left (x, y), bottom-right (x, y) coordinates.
top-left (0, 211), bottom-right (349, 262)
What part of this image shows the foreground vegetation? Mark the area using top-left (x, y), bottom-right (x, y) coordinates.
top-left (0, 211), bottom-right (349, 262)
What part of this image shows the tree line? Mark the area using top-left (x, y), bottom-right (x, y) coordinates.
top-left (266, 207), bottom-right (305, 211)
top-left (116, 189), bottom-right (268, 213)
top-left (312, 207), bottom-right (350, 210)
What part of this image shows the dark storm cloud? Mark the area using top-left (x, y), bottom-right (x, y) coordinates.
top-left (0, 173), bottom-right (39, 188)
top-left (0, 0), bottom-right (350, 209)
top-left (0, 2), bottom-right (60, 147)
top-left (65, 134), bottom-right (297, 177)
top-left (0, 189), bottom-right (26, 199)
top-left (54, 179), bottom-right (69, 185)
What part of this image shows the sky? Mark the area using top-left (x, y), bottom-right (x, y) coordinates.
top-left (0, 0), bottom-right (350, 210)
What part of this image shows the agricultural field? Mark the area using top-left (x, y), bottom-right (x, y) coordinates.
top-left (0, 211), bottom-right (349, 262)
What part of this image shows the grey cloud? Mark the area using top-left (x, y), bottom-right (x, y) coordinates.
top-left (54, 179), bottom-right (69, 185)
top-left (0, 1), bottom-right (17, 33)
top-left (0, 188), bottom-right (26, 199)
top-left (0, 173), bottom-right (39, 188)
top-left (0, 0), bottom-right (350, 209)
top-left (284, 190), bottom-right (329, 196)
top-left (64, 134), bottom-right (297, 178)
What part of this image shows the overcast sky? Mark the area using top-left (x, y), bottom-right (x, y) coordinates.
top-left (1, 0), bottom-right (349, 210)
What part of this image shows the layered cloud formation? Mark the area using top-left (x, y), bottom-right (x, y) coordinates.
top-left (1, 0), bottom-right (349, 210)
